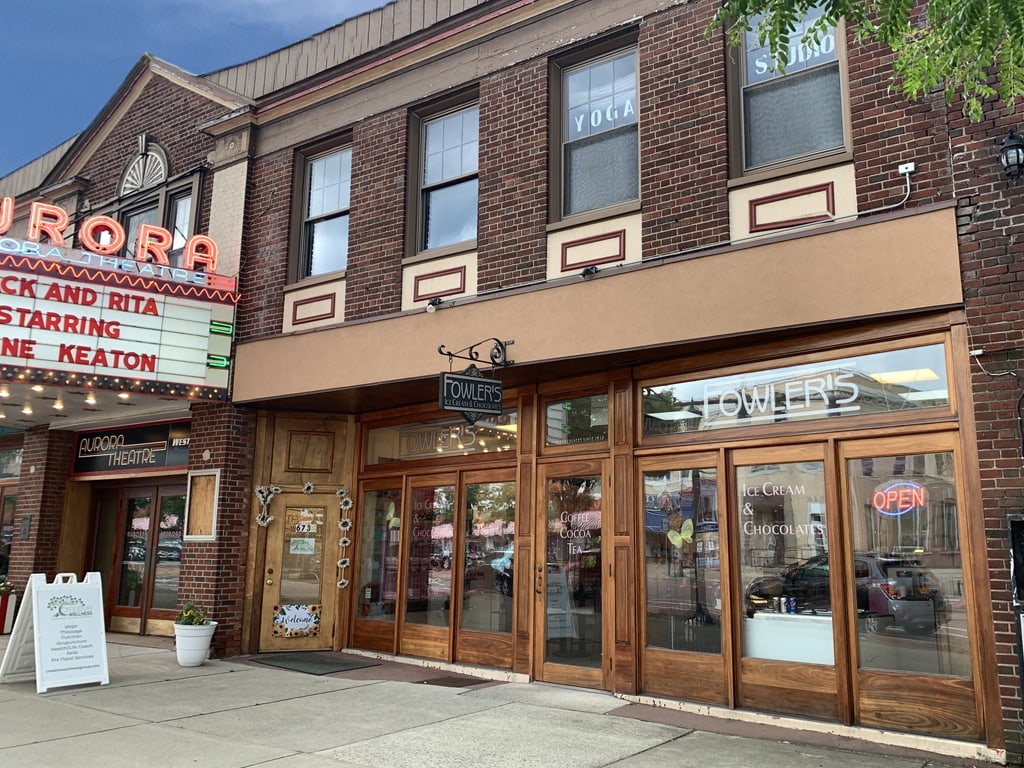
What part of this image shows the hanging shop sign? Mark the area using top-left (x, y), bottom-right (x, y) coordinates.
top-left (436, 339), bottom-right (513, 424)
top-left (72, 420), bottom-right (190, 475)
top-left (440, 366), bottom-right (503, 426)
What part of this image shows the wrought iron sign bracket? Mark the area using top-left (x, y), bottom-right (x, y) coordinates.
top-left (438, 338), bottom-right (514, 371)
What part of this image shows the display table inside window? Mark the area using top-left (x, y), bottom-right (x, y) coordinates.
top-left (743, 610), bottom-right (834, 665)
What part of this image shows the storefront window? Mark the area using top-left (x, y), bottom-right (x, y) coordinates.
top-left (0, 448), bottom-right (22, 479)
top-left (461, 481), bottom-right (516, 634)
top-left (644, 467), bottom-right (721, 653)
top-left (546, 394), bottom-right (608, 446)
top-left (357, 488), bottom-right (402, 620)
top-left (738, 461), bottom-right (833, 664)
top-left (545, 475), bottom-right (603, 667)
top-left (847, 452), bottom-right (969, 676)
top-left (643, 343), bottom-right (948, 437)
top-left (405, 484), bottom-right (455, 627)
top-left (365, 411), bottom-right (517, 464)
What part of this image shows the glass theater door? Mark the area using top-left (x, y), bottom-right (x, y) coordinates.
top-left (537, 461), bottom-right (608, 688)
top-left (105, 484), bottom-right (185, 634)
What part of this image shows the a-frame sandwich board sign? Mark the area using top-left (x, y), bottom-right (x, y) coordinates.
top-left (0, 572), bottom-right (109, 693)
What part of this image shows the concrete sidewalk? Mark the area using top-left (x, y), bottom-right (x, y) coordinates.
top-left (0, 634), bottom-right (1000, 767)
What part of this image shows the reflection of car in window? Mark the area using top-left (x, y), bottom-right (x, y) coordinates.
top-left (490, 548), bottom-right (514, 595)
top-left (744, 553), bottom-right (950, 635)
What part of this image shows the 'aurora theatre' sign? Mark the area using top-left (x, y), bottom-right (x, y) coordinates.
top-left (0, 200), bottom-right (238, 400)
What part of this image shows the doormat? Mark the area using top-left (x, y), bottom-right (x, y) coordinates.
top-left (416, 675), bottom-right (487, 688)
top-left (255, 652), bottom-right (381, 676)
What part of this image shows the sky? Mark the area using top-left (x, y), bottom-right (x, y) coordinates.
top-left (0, 0), bottom-right (388, 178)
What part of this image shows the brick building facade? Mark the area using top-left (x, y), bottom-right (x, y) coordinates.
top-left (3, 0), bottom-right (1024, 761)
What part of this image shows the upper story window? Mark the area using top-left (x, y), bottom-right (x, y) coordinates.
top-left (301, 147), bottom-right (351, 278)
top-left (732, 8), bottom-right (847, 175)
top-left (93, 137), bottom-right (199, 268)
top-left (558, 47), bottom-right (639, 218)
top-left (419, 104), bottom-right (478, 251)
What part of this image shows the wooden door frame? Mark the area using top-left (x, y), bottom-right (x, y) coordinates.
top-left (256, 491), bottom-right (339, 651)
top-left (636, 451), bottom-right (732, 706)
top-left (454, 468), bottom-right (517, 669)
top-left (397, 472), bottom-right (459, 661)
top-left (533, 457), bottom-right (610, 689)
top-left (350, 477), bottom-right (405, 653)
top-left (837, 431), bottom-right (990, 742)
top-left (728, 442), bottom-right (847, 722)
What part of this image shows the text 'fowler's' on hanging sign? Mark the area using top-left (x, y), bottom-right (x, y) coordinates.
top-left (440, 369), bottom-right (503, 416)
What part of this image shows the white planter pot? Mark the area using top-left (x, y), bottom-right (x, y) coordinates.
top-left (173, 621), bottom-right (218, 666)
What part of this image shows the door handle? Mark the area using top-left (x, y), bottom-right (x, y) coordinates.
top-left (266, 579), bottom-right (274, 585)
top-left (535, 574), bottom-right (543, 594)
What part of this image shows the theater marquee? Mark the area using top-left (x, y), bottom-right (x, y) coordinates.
top-left (0, 200), bottom-right (238, 400)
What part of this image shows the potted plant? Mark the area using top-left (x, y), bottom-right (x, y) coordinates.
top-left (173, 602), bottom-right (217, 666)
top-left (0, 577), bottom-right (16, 634)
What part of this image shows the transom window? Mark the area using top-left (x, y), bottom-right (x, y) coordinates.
top-left (94, 144), bottom-right (198, 269)
top-left (420, 105), bottom-right (479, 251)
top-left (301, 147), bottom-right (352, 278)
top-left (561, 48), bottom-right (638, 217)
top-left (735, 8), bottom-right (846, 173)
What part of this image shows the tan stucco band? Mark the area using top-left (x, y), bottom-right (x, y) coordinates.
top-left (233, 206), bottom-right (962, 403)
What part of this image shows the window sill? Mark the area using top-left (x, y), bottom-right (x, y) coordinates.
top-left (546, 200), bottom-right (641, 233)
top-left (403, 240), bottom-right (478, 265)
top-left (728, 150), bottom-right (854, 190)
top-left (287, 268), bottom-right (348, 291)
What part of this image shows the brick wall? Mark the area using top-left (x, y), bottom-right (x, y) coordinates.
top-left (846, 30), bottom-right (952, 210)
top-left (477, 59), bottom-right (549, 291)
top-left (6, 427), bottom-right (74, 588)
top-left (182, 403), bottom-right (257, 658)
top-left (78, 77), bottom-right (222, 203)
top-left (238, 147), bottom-right (292, 342)
top-left (346, 112), bottom-right (409, 320)
top-left (638, 3), bottom-right (730, 257)
top-left (952, 94), bottom-right (1024, 752)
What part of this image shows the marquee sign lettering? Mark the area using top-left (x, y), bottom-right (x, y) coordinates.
top-left (0, 199), bottom-right (237, 399)
top-left (73, 421), bottom-right (190, 474)
top-left (0, 200), bottom-right (230, 288)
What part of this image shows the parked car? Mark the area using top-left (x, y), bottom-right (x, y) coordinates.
top-left (430, 549), bottom-right (451, 570)
top-left (744, 553), bottom-right (950, 635)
